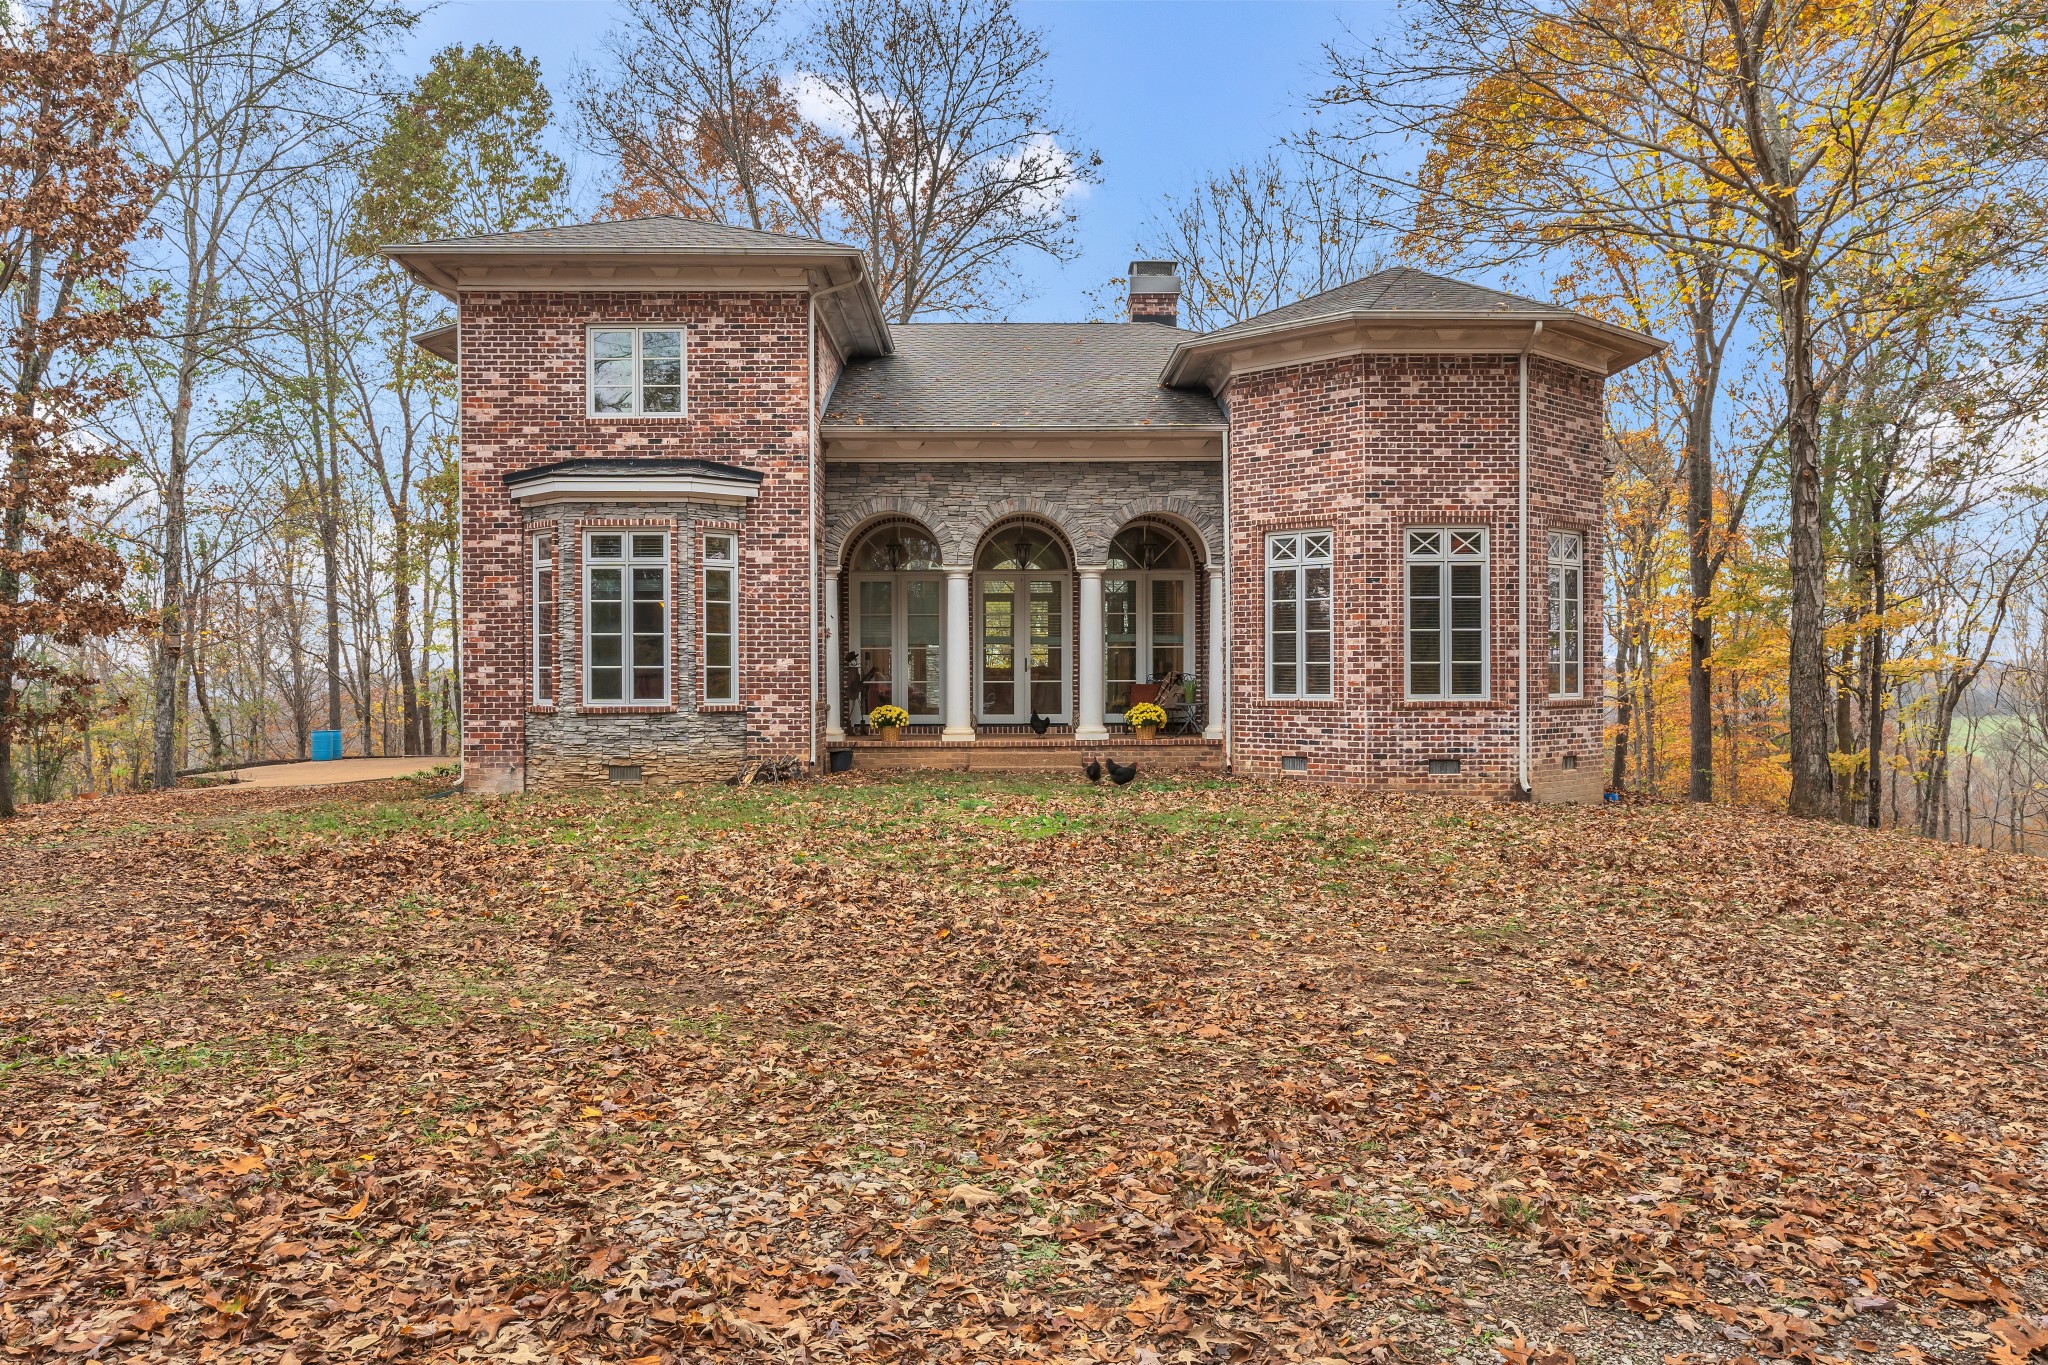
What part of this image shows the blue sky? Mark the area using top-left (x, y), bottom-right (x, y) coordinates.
top-left (394, 0), bottom-right (1396, 320)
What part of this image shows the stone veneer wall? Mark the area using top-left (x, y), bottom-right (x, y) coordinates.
top-left (1224, 353), bottom-right (1606, 798)
top-left (822, 460), bottom-right (1222, 568)
top-left (458, 288), bottom-right (817, 793)
top-left (523, 498), bottom-right (749, 789)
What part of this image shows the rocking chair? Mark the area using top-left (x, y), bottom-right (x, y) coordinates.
top-left (1153, 671), bottom-right (1200, 736)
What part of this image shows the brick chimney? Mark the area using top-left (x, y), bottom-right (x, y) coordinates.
top-left (1127, 260), bottom-right (1180, 326)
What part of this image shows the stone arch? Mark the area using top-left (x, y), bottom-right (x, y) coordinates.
top-left (963, 498), bottom-right (1081, 568)
top-left (825, 496), bottom-right (948, 569)
top-left (1084, 498), bottom-right (1219, 567)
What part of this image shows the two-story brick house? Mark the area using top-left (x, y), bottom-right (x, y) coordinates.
top-left (386, 217), bottom-right (1660, 799)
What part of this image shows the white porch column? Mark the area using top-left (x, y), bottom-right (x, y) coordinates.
top-left (942, 567), bottom-right (975, 741)
top-left (1075, 565), bottom-right (1109, 742)
top-left (1204, 564), bottom-right (1227, 740)
top-left (824, 567), bottom-right (844, 738)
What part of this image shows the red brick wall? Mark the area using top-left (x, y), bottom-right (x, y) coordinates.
top-left (458, 289), bottom-right (816, 792)
top-left (1224, 353), bottom-right (1606, 796)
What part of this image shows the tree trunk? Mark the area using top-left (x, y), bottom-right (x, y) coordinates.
top-left (1611, 635), bottom-right (1631, 793)
top-left (1863, 522), bottom-right (1885, 829)
top-left (392, 512), bottom-right (420, 755)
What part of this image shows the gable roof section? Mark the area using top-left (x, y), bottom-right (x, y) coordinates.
top-left (824, 323), bottom-right (1223, 432)
top-left (1162, 266), bottom-right (1663, 387)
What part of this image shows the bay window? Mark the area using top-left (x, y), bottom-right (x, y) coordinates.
top-left (703, 532), bottom-right (737, 704)
top-left (532, 533), bottom-right (556, 704)
top-left (585, 531), bottom-right (668, 704)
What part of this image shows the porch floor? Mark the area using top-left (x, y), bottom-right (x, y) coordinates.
top-left (828, 730), bottom-right (1222, 774)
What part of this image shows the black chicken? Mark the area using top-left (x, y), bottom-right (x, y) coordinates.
top-left (1029, 710), bottom-right (1051, 735)
top-left (1106, 757), bottom-right (1138, 786)
top-left (1082, 758), bottom-right (1103, 784)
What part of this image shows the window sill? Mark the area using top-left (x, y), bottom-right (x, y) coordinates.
top-left (1397, 698), bottom-right (1507, 709)
top-left (1544, 696), bottom-right (1599, 709)
top-left (584, 412), bottom-right (691, 421)
top-left (576, 704), bottom-right (677, 716)
top-left (1256, 696), bottom-right (1343, 708)
top-left (699, 702), bottom-right (744, 713)
top-left (528, 705), bottom-right (558, 715)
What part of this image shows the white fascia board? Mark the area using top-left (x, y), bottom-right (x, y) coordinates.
top-left (508, 474), bottom-right (763, 507)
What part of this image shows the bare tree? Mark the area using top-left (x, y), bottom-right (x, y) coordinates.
top-left (1134, 154), bottom-right (1384, 331)
top-left (800, 0), bottom-right (1096, 320)
top-left (575, 0), bottom-right (804, 229)
top-left (128, 0), bottom-right (409, 788)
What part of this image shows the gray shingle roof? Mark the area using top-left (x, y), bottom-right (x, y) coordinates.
top-left (824, 323), bottom-right (1222, 430)
top-left (391, 214), bottom-right (857, 254)
top-left (1194, 266), bottom-right (1578, 346)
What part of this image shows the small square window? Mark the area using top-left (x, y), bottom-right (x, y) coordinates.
top-left (1407, 528), bottom-right (1440, 558)
top-left (1562, 754), bottom-right (1578, 770)
top-left (631, 533), bottom-right (665, 559)
top-left (588, 326), bottom-right (688, 417)
top-left (1281, 755), bottom-right (1309, 774)
top-left (589, 533), bottom-right (624, 560)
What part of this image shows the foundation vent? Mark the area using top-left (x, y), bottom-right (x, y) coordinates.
top-left (608, 764), bottom-right (644, 785)
top-left (1427, 758), bottom-right (1461, 776)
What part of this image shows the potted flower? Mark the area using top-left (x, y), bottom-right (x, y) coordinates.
top-left (868, 704), bottom-right (910, 741)
top-left (1124, 702), bottom-right (1168, 741)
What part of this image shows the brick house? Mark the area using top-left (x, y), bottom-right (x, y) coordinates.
top-left (386, 218), bottom-right (1660, 799)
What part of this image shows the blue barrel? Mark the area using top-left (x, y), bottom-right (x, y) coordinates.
top-left (310, 729), bottom-right (343, 761)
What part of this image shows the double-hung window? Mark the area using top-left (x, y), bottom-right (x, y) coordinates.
top-left (702, 533), bottom-right (737, 704)
top-left (588, 326), bottom-right (685, 416)
top-left (1266, 531), bottom-right (1333, 699)
top-left (585, 532), bottom-right (669, 703)
top-left (532, 533), bottom-right (556, 704)
top-left (1547, 530), bottom-right (1583, 697)
top-left (1407, 527), bottom-right (1488, 699)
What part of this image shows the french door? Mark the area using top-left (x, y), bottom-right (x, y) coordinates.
top-left (977, 575), bottom-right (1068, 723)
top-left (1103, 573), bottom-right (1193, 721)
top-left (852, 575), bottom-right (944, 721)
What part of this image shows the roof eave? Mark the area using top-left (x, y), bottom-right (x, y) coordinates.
top-left (821, 422), bottom-right (1228, 439)
top-left (378, 242), bottom-right (895, 359)
top-left (1160, 309), bottom-right (1667, 388)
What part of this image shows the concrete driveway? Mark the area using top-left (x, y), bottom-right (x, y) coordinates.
top-left (208, 757), bottom-right (450, 790)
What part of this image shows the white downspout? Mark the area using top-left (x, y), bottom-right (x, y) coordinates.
top-left (1517, 321), bottom-right (1544, 799)
top-left (807, 290), bottom-right (818, 770)
top-left (808, 266), bottom-right (869, 771)
top-left (1219, 415), bottom-right (1231, 772)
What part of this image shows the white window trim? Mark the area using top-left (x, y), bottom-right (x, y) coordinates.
top-left (532, 532), bottom-right (555, 706)
top-left (850, 570), bottom-right (947, 720)
top-left (1101, 569), bottom-right (1197, 723)
top-left (582, 529), bottom-right (671, 707)
top-left (1547, 529), bottom-right (1583, 699)
top-left (702, 532), bottom-right (739, 706)
top-left (1405, 526), bottom-right (1490, 702)
top-left (585, 324), bottom-right (689, 419)
top-left (1264, 530), bottom-right (1334, 701)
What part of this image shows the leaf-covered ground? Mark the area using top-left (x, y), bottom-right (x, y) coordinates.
top-left (2, 774), bottom-right (2045, 1365)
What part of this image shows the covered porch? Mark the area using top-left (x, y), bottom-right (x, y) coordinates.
top-left (822, 505), bottom-right (1228, 748)
top-left (827, 731), bottom-right (1223, 774)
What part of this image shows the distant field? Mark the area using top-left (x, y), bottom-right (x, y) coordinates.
top-left (3, 774), bottom-right (2043, 1363)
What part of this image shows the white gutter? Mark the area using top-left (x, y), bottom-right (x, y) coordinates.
top-left (808, 267), bottom-right (869, 771)
top-left (1517, 321), bottom-right (1544, 799)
